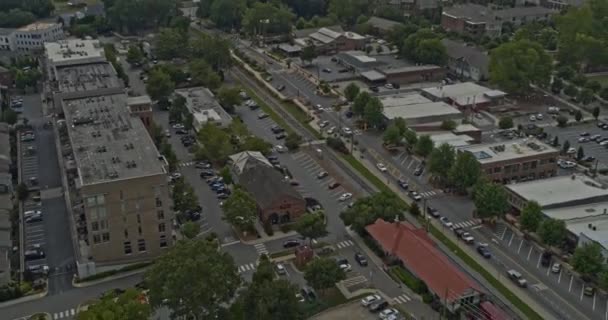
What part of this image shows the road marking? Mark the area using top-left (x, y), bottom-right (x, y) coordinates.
top-left (336, 240), bottom-right (354, 249)
top-left (593, 293), bottom-right (596, 310)
top-left (605, 299), bottom-right (607, 320)
top-left (536, 253), bottom-right (542, 269)
top-left (580, 284), bottom-right (585, 301)
top-left (546, 265), bottom-right (551, 276)
top-left (500, 225), bottom-right (507, 240)
top-left (407, 159), bottom-right (415, 170)
top-left (558, 270), bottom-right (562, 283)
top-left (527, 247), bottom-right (533, 261)
top-left (400, 156), bottom-right (409, 165)
top-left (254, 243), bottom-right (268, 255)
top-left (508, 232), bottom-right (514, 247)
top-left (517, 239), bottom-right (523, 253)
top-left (569, 275), bottom-right (574, 292)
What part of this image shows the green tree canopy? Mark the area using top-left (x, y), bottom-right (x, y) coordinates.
top-left (155, 27), bottom-right (188, 60)
top-left (223, 188), bottom-right (258, 231)
top-left (196, 123), bottom-right (234, 163)
top-left (77, 289), bottom-right (150, 320)
top-left (304, 257), bottom-right (346, 293)
top-left (572, 242), bottom-right (605, 276)
top-left (363, 96), bottom-right (384, 128)
top-left (210, 0), bottom-right (247, 30)
top-left (414, 135), bottom-right (434, 158)
top-left (300, 46), bottom-right (317, 65)
top-left (352, 91), bottom-right (371, 116)
top-left (498, 116), bottom-right (514, 129)
top-left (182, 221), bottom-right (201, 239)
top-left (243, 2), bottom-right (295, 36)
top-left (383, 124), bottom-right (402, 146)
top-left (145, 238), bottom-right (240, 319)
top-left (126, 45), bottom-right (144, 65)
top-left (537, 218), bottom-right (567, 247)
top-left (344, 82), bottom-right (360, 102)
top-left (489, 40), bottom-right (553, 94)
top-left (473, 179), bottom-right (509, 219)
top-left (449, 152), bottom-right (481, 192)
top-left (217, 86), bottom-right (242, 113)
top-left (294, 211), bottom-right (327, 246)
top-left (428, 143), bottom-right (455, 183)
top-left (146, 69), bottom-right (175, 101)
top-left (328, 0), bottom-right (369, 25)
top-left (340, 191), bottom-right (406, 234)
top-left (189, 59), bottom-right (221, 89)
top-left (520, 201), bottom-right (543, 232)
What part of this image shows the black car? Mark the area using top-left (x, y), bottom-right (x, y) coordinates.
top-left (200, 170), bottom-right (215, 178)
top-left (267, 155), bottom-right (279, 161)
top-left (369, 300), bottom-right (389, 312)
top-left (328, 182), bottom-right (341, 189)
top-left (283, 240), bottom-right (300, 248)
top-left (175, 129), bottom-right (188, 135)
top-left (477, 245), bottom-right (492, 259)
top-left (345, 110), bottom-right (354, 118)
top-left (584, 156), bottom-right (597, 162)
top-left (427, 206), bottom-right (440, 218)
top-left (541, 251), bottom-right (552, 267)
top-left (397, 179), bottom-right (408, 190)
top-left (275, 133), bottom-right (287, 140)
top-left (271, 126), bottom-right (285, 134)
top-left (217, 193), bottom-right (229, 199)
top-left (276, 84), bottom-right (286, 91)
top-left (24, 249), bottom-right (45, 261)
top-left (453, 227), bottom-right (465, 238)
top-left (392, 82), bottom-right (400, 89)
top-left (269, 158), bottom-right (280, 165)
top-left (369, 86), bottom-right (379, 92)
top-left (354, 252), bottom-right (368, 266)
top-left (414, 166), bottom-right (424, 176)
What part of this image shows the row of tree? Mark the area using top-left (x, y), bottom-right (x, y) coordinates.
top-left (105, 0), bottom-right (177, 34)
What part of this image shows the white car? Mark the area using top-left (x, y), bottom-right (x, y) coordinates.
top-left (529, 115), bottom-right (536, 121)
top-left (342, 127), bottom-right (352, 135)
top-left (24, 210), bottom-right (42, 218)
top-left (319, 120), bottom-right (330, 128)
top-left (327, 127), bottom-right (336, 135)
top-left (379, 308), bottom-right (399, 319)
top-left (172, 123), bottom-right (185, 130)
top-left (361, 294), bottom-right (381, 307)
top-left (600, 140), bottom-right (608, 146)
top-left (339, 193), bottom-right (353, 202)
top-left (377, 163), bottom-right (387, 172)
top-left (559, 160), bottom-right (576, 169)
top-left (578, 137), bottom-right (590, 143)
top-left (276, 263), bottom-right (287, 275)
top-left (275, 145), bottom-right (287, 153)
top-left (551, 263), bottom-right (561, 273)
top-left (339, 263), bottom-right (352, 272)
top-left (461, 232), bottom-right (475, 244)
top-left (537, 113), bottom-right (544, 120)
top-left (171, 172), bottom-right (182, 179)
top-left (440, 217), bottom-right (453, 229)
top-left (164, 129), bottom-right (171, 138)
top-left (384, 83), bottom-right (394, 89)
top-left (566, 147), bottom-right (577, 154)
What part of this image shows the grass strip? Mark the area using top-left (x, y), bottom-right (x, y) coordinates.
top-left (342, 155), bottom-right (392, 194)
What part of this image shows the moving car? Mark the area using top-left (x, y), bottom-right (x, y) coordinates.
top-left (507, 269), bottom-right (527, 287)
top-left (338, 193), bottom-right (353, 201)
top-left (283, 240), bottom-right (300, 248)
top-left (376, 163), bottom-right (387, 172)
top-left (361, 294), bottom-right (382, 307)
top-left (275, 145), bottom-right (287, 153)
top-left (477, 245), bottom-right (492, 259)
top-left (354, 252), bottom-right (368, 266)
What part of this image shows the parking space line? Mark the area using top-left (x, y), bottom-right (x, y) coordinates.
top-left (580, 284), bottom-right (585, 301)
top-left (508, 233), bottom-right (514, 246)
top-left (500, 226), bottom-right (507, 240)
top-left (569, 275), bottom-right (574, 292)
top-left (594, 293), bottom-right (596, 310)
top-left (406, 159), bottom-right (415, 170)
top-left (517, 239), bottom-right (523, 253)
top-left (605, 299), bottom-right (607, 320)
top-left (536, 254), bottom-right (542, 269)
top-left (546, 265), bottom-right (550, 275)
top-left (527, 247), bottom-right (533, 260)
top-left (558, 270), bottom-right (562, 283)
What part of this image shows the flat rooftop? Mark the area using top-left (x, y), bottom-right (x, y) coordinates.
top-left (458, 138), bottom-right (557, 164)
top-left (175, 87), bottom-right (232, 128)
top-left (543, 201), bottom-right (608, 221)
top-left (380, 65), bottom-right (441, 75)
top-left (18, 22), bottom-right (59, 32)
top-left (56, 63), bottom-right (122, 94)
top-left (431, 133), bottom-right (473, 148)
top-left (45, 40), bottom-right (105, 66)
top-left (422, 82), bottom-right (506, 106)
top-left (380, 93), bottom-right (461, 121)
top-left (506, 175), bottom-right (608, 208)
top-left (566, 215), bottom-right (608, 250)
top-left (127, 95), bottom-right (152, 106)
top-left (62, 94), bottom-right (165, 186)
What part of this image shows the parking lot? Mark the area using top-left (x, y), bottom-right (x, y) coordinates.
top-left (544, 123), bottom-right (608, 169)
top-left (310, 301), bottom-right (379, 320)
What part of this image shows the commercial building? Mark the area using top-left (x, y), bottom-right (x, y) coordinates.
top-left (430, 133), bottom-right (474, 148)
top-left (229, 151), bottom-right (306, 225)
top-left (441, 4), bottom-right (553, 38)
top-left (174, 87), bottom-right (232, 130)
top-left (0, 123), bottom-right (12, 286)
top-left (505, 174), bottom-right (608, 211)
top-left (380, 93), bottom-right (463, 125)
top-left (422, 82), bottom-right (506, 110)
top-left (0, 22), bottom-right (64, 53)
top-left (377, 65), bottom-right (446, 85)
top-left (458, 138), bottom-right (558, 184)
top-left (45, 39), bottom-right (173, 274)
top-left (127, 95), bottom-right (153, 130)
top-left (294, 27), bottom-right (366, 55)
top-left (366, 219), bottom-right (483, 313)
top-left (441, 39), bottom-right (489, 81)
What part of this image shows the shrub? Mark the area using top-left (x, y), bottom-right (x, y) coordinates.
top-left (422, 293), bottom-right (433, 304)
top-left (280, 224), bottom-right (292, 233)
top-left (263, 220), bottom-right (274, 236)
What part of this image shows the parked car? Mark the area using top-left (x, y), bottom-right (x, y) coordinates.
top-left (301, 287), bottom-right (317, 301)
top-left (275, 133), bottom-right (287, 140)
top-left (439, 217), bottom-right (453, 229)
top-left (453, 227), bottom-right (465, 238)
top-left (477, 245), bottom-right (492, 259)
top-left (24, 249), bottom-right (45, 261)
top-left (413, 166), bottom-right (424, 176)
top-left (427, 207), bottom-right (440, 218)
top-left (354, 252), bottom-right (368, 266)
top-left (369, 300), bottom-right (389, 312)
top-left (507, 269), bottom-right (527, 287)
top-left (361, 294), bottom-right (382, 307)
top-left (338, 193), bottom-right (353, 201)
top-left (379, 308), bottom-right (399, 320)
top-left (328, 182), bottom-right (341, 189)
top-left (551, 263), bottom-right (561, 273)
top-left (376, 163), bottom-right (387, 172)
top-left (584, 286), bottom-right (595, 296)
top-left (25, 212), bottom-right (43, 223)
top-left (408, 191), bottom-right (422, 201)
top-left (276, 263), bottom-right (287, 275)
top-left (540, 251), bottom-right (552, 267)
top-left (283, 240), bottom-right (300, 248)
top-left (276, 84), bottom-right (286, 91)
top-left (397, 179), bottom-right (408, 190)
top-left (257, 112), bottom-right (269, 119)
top-left (461, 232), bottom-right (475, 244)
top-left (271, 125), bottom-right (285, 134)
top-left (317, 171), bottom-right (329, 179)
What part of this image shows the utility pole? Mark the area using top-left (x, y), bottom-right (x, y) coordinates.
top-left (423, 198), bottom-right (429, 232)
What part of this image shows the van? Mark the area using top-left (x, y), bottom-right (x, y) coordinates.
top-left (507, 269), bottom-right (527, 287)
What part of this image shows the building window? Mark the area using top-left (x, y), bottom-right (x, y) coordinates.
top-left (93, 234), bottom-right (101, 244)
top-left (91, 221), bottom-right (99, 231)
top-left (124, 229), bottom-right (129, 238)
top-left (531, 161), bottom-right (537, 169)
top-left (157, 210), bottom-right (164, 220)
top-left (100, 220), bottom-right (107, 230)
top-left (96, 195), bottom-right (105, 205)
top-left (159, 223), bottom-right (166, 232)
top-left (119, 190), bottom-right (124, 200)
top-left (137, 214), bottom-right (141, 224)
top-left (156, 197), bottom-right (162, 208)
top-left (138, 226), bottom-right (142, 235)
top-left (102, 232), bottom-right (110, 242)
top-left (121, 202), bottom-right (126, 212)
top-left (523, 162), bottom-right (529, 170)
top-left (138, 239), bottom-right (146, 252)
top-left (494, 167), bottom-right (501, 173)
top-left (86, 196), bottom-right (97, 207)
top-left (160, 236), bottom-right (168, 248)
top-left (124, 241), bottom-right (132, 254)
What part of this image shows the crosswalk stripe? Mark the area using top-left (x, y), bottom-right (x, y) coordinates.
top-left (71, 309), bottom-right (76, 316)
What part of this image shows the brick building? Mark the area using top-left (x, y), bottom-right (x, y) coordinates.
top-left (294, 27), bottom-right (366, 55)
top-left (458, 138), bottom-right (558, 184)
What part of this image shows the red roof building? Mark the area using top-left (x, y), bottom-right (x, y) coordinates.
top-left (366, 219), bottom-right (483, 313)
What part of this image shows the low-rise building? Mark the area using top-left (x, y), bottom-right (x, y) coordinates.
top-left (441, 4), bottom-right (553, 38)
top-left (0, 28), bottom-right (14, 51)
top-left (505, 174), bottom-right (608, 211)
top-left (430, 133), bottom-right (474, 148)
top-left (441, 39), bottom-right (489, 81)
top-left (422, 82), bottom-right (506, 110)
top-left (11, 22), bottom-right (64, 53)
top-left (229, 151), bottom-right (306, 225)
top-left (375, 0), bottom-right (440, 15)
top-left (458, 138), bottom-right (558, 184)
top-left (380, 93), bottom-right (463, 125)
top-left (366, 219), bottom-right (483, 313)
top-left (127, 95), bottom-right (153, 130)
top-left (175, 87), bottom-right (232, 130)
top-left (378, 65), bottom-right (446, 85)
top-left (294, 27), bottom-right (366, 55)
top-left (0, 123), bottom-right (11, 286)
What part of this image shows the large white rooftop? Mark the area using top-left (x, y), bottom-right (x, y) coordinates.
top-left (458, 138), bottom-right (557, 165)
top-left (175, 87), bottom-right (232, 129)
top-left (431, 133), bottom-right (473, 148)
top-left (422, 82), bottom-right (506, 106)
top-left (566, 215), bottom-right (608, 251)
top-left (543, 202), bottom-right (608, 221)
top-left (383, 102), bottom-right (462, 121)
top-left (45, 39), bottom-right (105, 67)
top-left (506, 175), bottom-right (608, 208)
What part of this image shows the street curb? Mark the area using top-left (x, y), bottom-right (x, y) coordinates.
top-left (71, 267), bottom-right (148, 288)
top-left (240, 230), bottom-right (298, 245)
top-left (0, 289), bottom-right (47, 308)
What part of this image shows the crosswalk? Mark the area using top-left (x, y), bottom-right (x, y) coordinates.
top-left (340, 275), bottom-right (368, 288)
top-left (238, 262), bottom-right (257, 274)
top-left (53, 308), bottom-right (77, 319)
top-left (452, 219), bottom-right (483, 229)
top-left (178, 161), bottom-right (195, 168)
top-left (254, 243), bottom-right (268, 255)
top-left (419, 190), bottom-right (442, 198)
top-left (392, 293), bottom-right (412, 304)
top-left (336, 240), bottom-right (354, 249)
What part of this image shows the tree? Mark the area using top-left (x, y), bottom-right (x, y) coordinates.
top-left (557, 66), bottom-right (575, 80)
top-left (210, 0), bottom-right (247, 30)
top-left (189, 35), bottom-right (233, 71)
top-left (304, 257), bottom-right (346, 294)
top-left (586, 80), bottom-right (602, 93)
top-left (601, 88), bottom-right (608, 100)
top-left (556, 115), bottom-right (568, 127)
top-left (196, 123), bottom-right (234, 163)
top-left (145, 239), bottom-right (241, 319)
top-left (403, 130), bottom-right (417, 148)
top-left (155, 28), bottom-right (187, 60)
top-left (409, 202), bottom-right (420, 216)
top-left (414, 38), bottom-right (448, 65)
top-left (575, 110), bottom-right (583, 122)
top-left (242, 2), bottom-right (295, 36)
top-left (294, 211), bottom-right (327, 246)
top-left (223, 188), bottom-right (258, 231)
top-left (352, 91), bottom-right (371, 116)
top-left (552, 136), bottom-right (559, 147)
top-left (572, 242), bottom-right (605, 277)
top-left (15, 183), bottom-right (29, 201)
top-left (414, 135), bottom-right (434, 158)
top-left (217, 86), bottom-right (241, 113)
top-left (562, 140), bottom-right (571, 154)
top-left (106, 0), bottom-right (175, 34)
top-left (564, 84), bottom-right (579, 97)
top-left (172, 178), bottom-right (199, 212)
top-left (449, 152), bottom-right (481, 192)
top-left (300, 46), bottom-right (317, 65)
top-left (577, 146), bottom-right (585, 160)
top-left (182, 221), bottom-right (201, 239)
top-left (126, 45), bottom-right (144, 65)
top-left (383, 124), bottom-right (402, 146)
top-left (473, 180), bottom-right (508, 219)
top-left (498, 116), bottom-right (514, 129)
top-left (551, 78), bottom-right (564, 94)
top-left (77, 289), bottom-right (151, 320)
top-left (428, 143), bottom-right (455, 183)
top-left (328, 0), bottom-right (369, 25)
top-left (537, 218), bottom-right (566, 247)
top-left (520, 201), bottom-right (542, 232)
top-left (241, 136), bottom-right (272, 155)
top-left (1, 109), bottom-right (17, 125)
top-left (189, 59), bottom-right (221, 89)
top-left (160, 142), bottom-right (178, 172)
top-left (146, 69), bottom-right (174, 102)
top-left (440, 120), bottom-right (457, 130)
top-left (363, 97), bottom-right (384, 128)
top-left (344, 83), bottom-right (360, 102)
top-left (340, 192), bottom-right (406, 234)
top-left (593, 106), bottom-right (600, 120)
top-left (578, 88), bottom-right (595, 105)
top-left (489, 40), bottom-right (553, 94)
top-left (285, 133), bottom-right (303, 150)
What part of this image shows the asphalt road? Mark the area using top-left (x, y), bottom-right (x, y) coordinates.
top-left (18, 92), bottom-right (75, 295)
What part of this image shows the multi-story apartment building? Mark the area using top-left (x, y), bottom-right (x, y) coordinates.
top-left (458, 138), bottom-right (558, 184)
top-left (44, 39), bottom-right (172, 274)
top-left (0, 22), bottom-right (64, 53)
